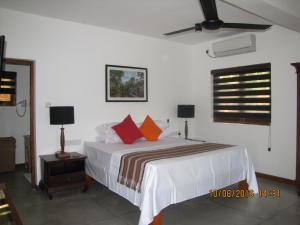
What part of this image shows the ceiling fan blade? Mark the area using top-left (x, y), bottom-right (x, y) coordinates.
top-left (222, 23), bottom-right (272, 30)
top-left (199, 0), bottom-right (219, 21)
top-left (164, 26), bottom-right (196, 36)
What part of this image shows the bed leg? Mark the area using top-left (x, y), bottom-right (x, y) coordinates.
top-left (149, 212), bottom-right (163, 225)
top-left (238, 179), bottom-right (249, 190)
top-left (83, 175), bottom-right (93, 192)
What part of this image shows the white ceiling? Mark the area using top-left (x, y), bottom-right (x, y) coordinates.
top-left (223, 0), bottom-right (300, 35)
top-left (0, 0), bottom-right (298, 45)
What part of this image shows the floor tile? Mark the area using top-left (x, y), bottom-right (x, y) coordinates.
top-left (210, 181), bottom-right (300, 219)
top-left (119, 210), bottom-right (140, 225)
top-left (259, 201), bottom-right (300, 225)
top-left (87, 217), bottom-right (130, 225)
top-left (181, 205), bottom-right (261, 225)
top-left (96, 191), bottom-right (139, 215)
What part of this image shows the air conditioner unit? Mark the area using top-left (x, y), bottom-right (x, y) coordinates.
top-left (212, 34), bottom-right (256, 57)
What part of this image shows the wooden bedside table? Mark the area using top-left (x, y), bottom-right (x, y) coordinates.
top-left (39, 152), bottom-right (86, 199)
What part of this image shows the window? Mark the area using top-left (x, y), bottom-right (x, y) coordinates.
top-left (0, 71), bottom-right (17, 106)
top-left (211, 63), bottom-right (271, 125)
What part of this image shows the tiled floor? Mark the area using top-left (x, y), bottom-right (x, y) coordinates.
top-left (0, 168), bottom-right (300, 225)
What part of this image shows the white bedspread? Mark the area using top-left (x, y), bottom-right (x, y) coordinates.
top-left (85, 138), bottom-right (258, 225)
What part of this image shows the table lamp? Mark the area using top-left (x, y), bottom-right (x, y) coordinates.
top-left (177, 105), bottom-right (195, 139)
top-left (50, 106), bottom-right (74, 159)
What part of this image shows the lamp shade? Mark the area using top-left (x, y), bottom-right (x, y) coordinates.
top-left (177, 105), bottom-right (195, 118)
top-left (50, 106), bottom-right (74, 125)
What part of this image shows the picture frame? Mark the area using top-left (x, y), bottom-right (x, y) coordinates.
top-left (105, 64), bottom-right (148, 102)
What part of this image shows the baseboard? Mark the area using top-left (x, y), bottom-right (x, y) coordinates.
top-left (15, 163), bottom-right (25, 168)
top-left (256, 172), bottom-right (296, 185)
top-left (32, 184), bottom-right (39, 190)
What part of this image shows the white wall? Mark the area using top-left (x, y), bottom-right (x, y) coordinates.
top-left (0, 8), bottom-right (192, 181)
top-left (0, 64), bottom-right (30, 164)
top-left (188, 26), bottom-right (300, 180)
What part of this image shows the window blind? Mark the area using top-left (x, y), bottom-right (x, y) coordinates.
top-left (211, 63), bottom-right (271, 125)
top-left (0, 71), bottom-right (16, 94)
top-left (0, 71), bottom-right (17, 105)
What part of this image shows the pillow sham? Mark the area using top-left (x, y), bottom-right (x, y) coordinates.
top-left (95, 122), bottom-right (122, 143)
top-left (95, 135), bottom-right (105, 142)
top-left (112, 115), bottom-right (143, 144)
top-left (155, 120), bottom-right (170, 131)
top-left (159, 128), bottom-right (179, 138)
top-left (139, 115), bottom-right (162, 141)
top-left (104, 127), bottom-right (122, 143)
top-left (95, 122), bottom-right (117, 135)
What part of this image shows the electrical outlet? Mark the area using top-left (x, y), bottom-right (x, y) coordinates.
top-left (45, 102), bottom-right (51, 108)
top-left (167, 118), bottom-right (170, 123)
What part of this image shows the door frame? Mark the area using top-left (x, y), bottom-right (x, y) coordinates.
top-left (4, 58), bottom-right (37, 188)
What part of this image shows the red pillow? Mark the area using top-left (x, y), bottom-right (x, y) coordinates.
top-left (112, 115), bottom-right (143, 144)
top-left (139, 115), bottom-right (162, 141)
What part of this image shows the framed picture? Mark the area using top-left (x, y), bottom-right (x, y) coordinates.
top-left (105, 65), bottom-right (148, 102)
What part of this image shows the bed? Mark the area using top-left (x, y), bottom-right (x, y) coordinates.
top-left (84, 137), bottom-right (258, 225)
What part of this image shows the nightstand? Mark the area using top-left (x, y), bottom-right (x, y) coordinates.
top-left (39, 152), bottom-right (86, 199)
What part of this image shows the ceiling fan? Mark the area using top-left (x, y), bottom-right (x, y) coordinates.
top-left (164, 0), bottom-right (272, 36)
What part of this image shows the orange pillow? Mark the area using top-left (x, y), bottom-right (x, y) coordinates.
top-left (139, 115), bottom-right (162, 141)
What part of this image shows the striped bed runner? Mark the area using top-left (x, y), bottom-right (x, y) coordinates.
top-left (117, 143), bottom-right (233, 192)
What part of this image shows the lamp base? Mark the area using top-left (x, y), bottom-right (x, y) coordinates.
top-left (55, 151), bottom-right (71, 159)
top-left (184, 120), bottom-right (188, 140)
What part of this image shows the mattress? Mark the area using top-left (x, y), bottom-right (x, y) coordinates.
top-left (84, 137), bottom-right (258, 225)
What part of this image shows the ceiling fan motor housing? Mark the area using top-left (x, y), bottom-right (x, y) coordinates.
top-left (201, 19), bottom-right (224, 30)
top-left (195, 23), bottom-right (202, 31)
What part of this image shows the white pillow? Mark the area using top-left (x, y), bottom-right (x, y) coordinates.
top-left (95, 122), bottom-right (118, 135)
top-left (95, 122), bottom-right (123, 144)
top-left (155, 120), bottom-right (170, 131)
top-left (104, 128), bottom-right (122, 144)
top-left (95, 136), bottom-right (105, 142)
top-left (159, 128), bottom-right (178, 138)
